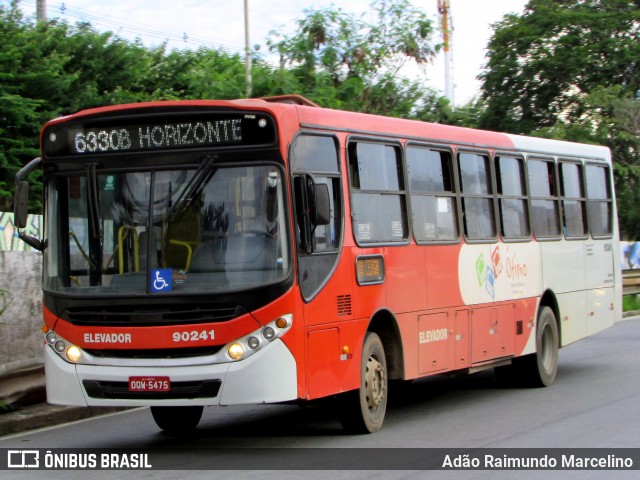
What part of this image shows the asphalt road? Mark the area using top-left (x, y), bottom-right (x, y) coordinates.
top-left (2, 317), bottom-right (639, 480)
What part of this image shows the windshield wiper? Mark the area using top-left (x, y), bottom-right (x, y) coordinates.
top-left (168, 155), bottom-right (217, 221)
top-left (85, 163), bottom-right (103, 284)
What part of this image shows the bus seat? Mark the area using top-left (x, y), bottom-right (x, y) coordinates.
top-left (165, 207), bottom-right (201, 271)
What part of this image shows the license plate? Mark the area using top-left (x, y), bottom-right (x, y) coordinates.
top-left (128, 376), bottom-right (170, 392)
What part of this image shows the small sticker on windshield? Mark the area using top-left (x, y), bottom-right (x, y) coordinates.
top-left (150, 268), bottom-right (172, 293)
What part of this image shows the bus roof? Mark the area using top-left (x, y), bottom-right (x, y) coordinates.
top-left (44, 96), bottom-right (611, 162)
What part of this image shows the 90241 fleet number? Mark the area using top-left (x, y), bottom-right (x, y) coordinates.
top-left (172, 330), bottom-right (215, 343)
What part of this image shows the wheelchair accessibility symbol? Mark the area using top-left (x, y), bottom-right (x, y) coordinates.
top-left (150, 268), bottom-right (172, 293)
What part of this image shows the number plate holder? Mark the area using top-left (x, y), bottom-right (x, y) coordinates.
top-left (128, 376), bottom-right (170, 392)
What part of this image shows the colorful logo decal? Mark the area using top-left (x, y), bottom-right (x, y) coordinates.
top-left (475, 246), bottom-right (507, 300)
top-left (491, 245), bottom-right (503, 279)
top-left (485, 266), bottom-right (495, 298)
top-left (150, 268), bottom-right (172, 293)
top-left (461, 243), bottom-right (536, 305)
top-left (476, 254), bottom-right (486, 287)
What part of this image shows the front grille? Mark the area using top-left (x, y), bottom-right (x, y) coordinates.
top-left (84, 346), bottom-right (224, 359)
top-left (83, 379), bottom-right (221, 400)
top-left (64, 304), bottom-right (245, 326)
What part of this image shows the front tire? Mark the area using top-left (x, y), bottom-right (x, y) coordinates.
top-left (151, 406), bottom-right (203, 434)
top-left (339, 332), bottom-right (388, 434)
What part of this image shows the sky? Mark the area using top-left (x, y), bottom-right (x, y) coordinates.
top-left (11, 0), bottom-right (529, 105)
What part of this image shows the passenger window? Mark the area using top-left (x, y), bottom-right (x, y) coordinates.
top-left (528, 159), bottom-right (561, 238)
top-left (586, 164), bottom-right (613, 237)
top-left (458, 152), bottom-right (495, 240)
top-left (559, 161), bottom-right (588, 238)
top-left (496, 156), bottom-right (529, 239)
top-left (406, 146), bottom-right (458, 242)
top-left (292, 135), bottom-right (341, 253)
top-left (349, 141), bottom-right (408, 244)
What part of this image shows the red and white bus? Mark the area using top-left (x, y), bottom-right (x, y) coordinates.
top-left (14, 95), bottom-right (621, 433)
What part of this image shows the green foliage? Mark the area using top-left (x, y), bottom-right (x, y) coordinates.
top-left (481, 0), bottom-right (640, 239)
top-left (266, 0), bottom-right (440, 114)
top-left (480, 0), bottom-right (640, 134)
top-left (0, 0), bottom-right (461, 213)
top-left (623, 294), bottom-right (640, 313)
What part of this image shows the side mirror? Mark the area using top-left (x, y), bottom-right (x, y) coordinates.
top-left (265, 172), bottom-right (279, 222)
top-left (310, 183), bottom-right (331, 226)
top-left (14, 181), bottom-right (29, 229)
top-left (13, 157), bottom-right (45, 251)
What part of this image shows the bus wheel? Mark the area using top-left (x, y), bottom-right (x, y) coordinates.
top-left (339, 332), bottom-right (388, 434)
top-left (151, 406), bottom-right (203, 434)
top-left (528, 306), bottom-right (559, 387)
top-left (498, 306), bottom-right (559, 388)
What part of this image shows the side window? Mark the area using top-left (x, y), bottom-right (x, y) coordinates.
top-left (291, 134), bottom-right (342, 300)
top-left (528, 159), bottom-right (561, 238)
top-left (559, 161), bottom-right (588, 238)
top-left (348, 141), bottom-right (408, 244)
top-left (458, 152), bottom-right (495, 240)
top-left (406, 146), bottom-right (458, 242)
top-left (496, 155), bottom-right (530, 239)
top-left (586, 164), bottom-right (613, 237)
top-left (292, 134), bottom-right (341, 253)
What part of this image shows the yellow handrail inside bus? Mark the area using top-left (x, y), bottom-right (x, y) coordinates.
top-left (117, 225), bottom-right (139, 274)
top-left (168, 239), bottom-right (196, 271)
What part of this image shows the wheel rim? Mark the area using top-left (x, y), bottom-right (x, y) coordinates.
top-left (365, 354), bottom-right (386, 412)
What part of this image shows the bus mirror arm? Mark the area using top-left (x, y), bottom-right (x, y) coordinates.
top-left (14, 157), bottom-right (46, 251)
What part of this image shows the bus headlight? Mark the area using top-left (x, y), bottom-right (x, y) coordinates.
top-left (45, 331), bottom-right (57, 345)
top-left (227, 343), bottom-right (244, 360)
top-left (66, 345), bottom-right (82, 363)
top-left (44, 330), bottom-right (84, 364)
top-left (224, 314), bottom-right (292, 362)
top-left (54, 340), bottom-right (66, 353)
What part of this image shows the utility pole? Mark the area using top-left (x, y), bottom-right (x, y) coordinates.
top-left (244, 0), bottom-right (252, 98)
top-left (36, 0), bottom-right (47, 23)
top-left (437, 0), bottom-right (454, 106)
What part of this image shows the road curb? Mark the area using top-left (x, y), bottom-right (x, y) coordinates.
top-left (0, 404), bottom-right (130, 437)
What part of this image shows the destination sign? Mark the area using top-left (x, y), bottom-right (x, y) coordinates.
top-left (43, 112), bottom-right (276, 158)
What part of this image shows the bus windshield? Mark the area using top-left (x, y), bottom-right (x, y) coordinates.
top-left (44, 163), bottom-right (290, 296)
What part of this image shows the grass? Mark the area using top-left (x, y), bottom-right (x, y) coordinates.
top-left (623, 294), bottom-right (640, 312)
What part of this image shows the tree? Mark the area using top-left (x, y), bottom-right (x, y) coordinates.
top-left (0, 0), bottom-right (461, 212)
top-left (267, 0), bottom-right (440, 115)
top-left (480, 0), bottom-right (640, 238)
top-left (480, 0), bottom-right (640, 134)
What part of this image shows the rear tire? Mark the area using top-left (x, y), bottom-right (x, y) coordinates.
top-left (151, 406), bottom-right (203, 434)
top-left (495, 306), bottom-right (559, 387)
top-left (339, 332), bottom-right (388, 434)
top-left (526, 306), bottom-right (559, 387)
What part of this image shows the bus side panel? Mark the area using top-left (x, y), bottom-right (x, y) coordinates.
top-left (585, 239), bottom-right (616, 336)
top-left (385, 245), bottom-right (428, 314)
top-left (541, 241), bottom-right (587, 346)
top-left (470, 304), bottom-right (515, 364)
top-left (425, 244), bottom-right (464, 309)
top-left (556, 291), bottom-right (588, 346)
top-left (418, 312), bottom-right (450, 374)
top-left (586, 287), bottom-right (615, 336)
top-left (306, 328), bottom-right (341, 399)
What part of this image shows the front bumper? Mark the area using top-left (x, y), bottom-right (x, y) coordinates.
top-left (44, 338), bottom-right (298, 407)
